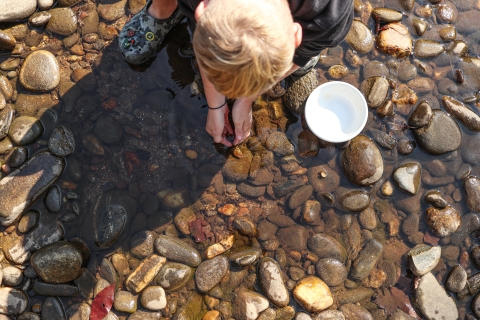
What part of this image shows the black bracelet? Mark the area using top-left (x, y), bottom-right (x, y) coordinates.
top-left (207, 99), bottom-right (227, 110)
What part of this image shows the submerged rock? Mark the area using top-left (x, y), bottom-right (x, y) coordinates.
top-left (154, 262), bottom-right (194, 291)
top-left (346, 20), bottom-right (375, 54)
top-left (414, 272), bottom-right (458, 319)
top-left (233, 290), bottom-right (269, 320)
top-left (258, 258), bottom-right (289, 307)
top-left (442, 96), bottom-right (480, 132)
top-left (465, 176), bottom-right (480, 212)
top-left (8, 115), bottom-right (44, 146)
top-left (293, 276), bottom-right (333, 312)
top-left (407, 245), bottom-right (441, 277)
top-left (376, 22), bottom-right (412, 58)
top-left (426, 206), bottom-right (461, 237)
top-left (360, 77), bottom-right (389, 108)
top-left (393, 162), bottom-right (422, 195)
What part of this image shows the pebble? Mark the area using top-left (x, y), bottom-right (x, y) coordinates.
top-left (140, 286), bottom-right (166, 311)
top-left (341, 135), bottom-right (384, 186)
top-left (46, 8), bottom-right (78, 36)
top-left (408, 100), bottom-right (432, 128)
top-left (0, 105), bottom-right (13, 141)
top-left (376, 22), bottom-right (412, 58)
top-left (359, 206), bottom-right (377, 230)
top-left (29, 12), bottom-right (52, 27)
top-left (288, 185), bottom-right (313, 209)
top-left (17, 210), bottom-right (40, 234)
top-left (0, 32), bottom-right (16, 51)
top-left (393, 162), bottom-right (422, 195)
top-left (277, 225), bottom-right (308, 252)
top-left (339, 190), bottom-right (370, 212)
top-left (233, 216), bottom-right (257, 237)
top-left (307, 165), bottom-right (340, 193)
top-left (439, 25), bottom-right (457, 41)
top-left (339, 304), bottom-right (373, 320)
top-left (328, 65), bottom-right (349, 79)
top-left (443, 96), bottom-right (480, 132)
top-left (8, 147), bottom-right (28, 168)
top-left (33, 282), bottom-right (79, 297)
top-left (293, 276), bottom-right (333, 312)
top-left (8, 116), bottom-right (44, 146)
top-left (465, 176), bottom-right (480, 212)
top-left (45, 185), bottom-right (62, 213)
top-left (130, 230), bottom-right (155, 259)
top-left (0, 0), bottom-right (36, 22)
top-left (413, 110), bottom-right (462, 155)
top-left (222, 147), bottom-right (252, 181)
top-left (414, 39), bottom-right (445, 58)
top-left (415, 272), bottom-right (458, 319)
top-left (97, 0), bottom-right (127, 21)
top-left (229, 248), bottom-right (262, 267)
top-left (41, 297), bottom-right (65, 320)
top-left (65, 303), bottom-right (91, 320)
top-left (0, 288), bottom-right (27, 315)
top-left (350, 239), bottom-right (383, 281)
top-left (0, 151), bottom-right (64, 226)
top-left (126, 254), bottom-right (166, 293)
top-left (154, 235), bottom-right (202, 267)
top-left (345, 20), bottom-right (374, 54)
top-left (407, 244), bottom-right (441, 276)
top-left (237, 182), bottom-right (265, 198)
top-left (360, 77), bottom-right (389, 108)
top-left (445, 265), bottom-right (467, 292)
top-left (372, 8), bottom-right (403, 22)
top-left (437, 1), bottom-right (458, 22)
top-left (93, 114), bottom-right (123, 144)
top-left (407, 77), bottom-right (435, 93)
top-left (195, 255), bottom-right (229, 292)
top-left (315, 258), bottom-right (347, 286)
top-left (266, 131), bottom-right (294, 156)
top-left (258, 258), bottom-right (289, 307)
top-left (48, 126), bottom-right (75, 156)
top-left (233, 290), bottom-right (269, 320)
top-left (426, 205), bottom-right (461, 237)
top-left (2, 266), bottom-right (23, 286)
top-left (412, 18), bottom-right (428, 36)
top-left (312, 310), bottom-right (345, 320)
top-left (424, 190), bottom-right (448, 209)
top-left (114, 291), bottom-right (137, 313)
top-left (308, 233), bottom-right (347, 263)
top-left (283, 69), bottom-right (317, 114)
top-left (19, 50), bottom-right (60, 92)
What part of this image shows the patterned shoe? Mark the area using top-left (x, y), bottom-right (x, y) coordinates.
top-left (118, 1), bottom-right (184, 65)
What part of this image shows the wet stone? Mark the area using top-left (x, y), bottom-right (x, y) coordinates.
top-left (398, 138), bottom-right (415, 153)
top-left (412, 18), bottom-right (428, 36)
top-left (283, 69), bottom-right (317, 114)
top-left (339, 304), bottom-right (372, 320)
top-left (339, 190), bottom-right (370, 212)
top-left (48, 126), bottom-right (75, 156)
top-left (407, 77), bottom-right (435, 93)
top-left (451, 213), bottom-right (480, 245)
top-left (303, 200), bottom-right (321, 224)
top-left (29, 12), bottom-right (52, 27)
top-left (445, 265), bottom-right (467, 292)
top-left (33, 282), bottom-right (79, 297)
top-left (376, 22), bottom-right (412, 58)
top-left (341, 135), bottom-right (383, 186)
top-left (413, 110), bottom-right (462, 155)
top-left (307, 165), bottom-right (340, 193)
top-left (393, 162), bottom-right (421, 195)
top-left (65, 303), bottom-right (90, 320)
top-left (19, 50), bottom-right (60, 92)
top-left (0, 105), bottom-right (13, 141)
top-left (363, 61), bottom-right (389, 79)
top-left (345, 20), bottom-right (375, 54)
top-left (465, 176), bottom-right (480, 212)
top-left (126, 254), bottom-right (166, 293)
top-left (289, 185), bottom-right (313, 209)
top-left (0, 0), bottom-right (36, 22)
top-left (308, 234), bottom-right (347, 263)
top-left (372, 8), bottom-right (403, 22)
top-left (230, 248), bottom-right (262, 267)
top-left (41, 297), bottom-right (65, 320)
top-left (439, 25), bottom-right (456, 41)
top-left (31, 241), bottom-right (83, 283)
top-left (351, 239), bottom-right (383, 281)
top-left (360, 77), bottom-right (389, 108)
top-left (442, 96), bottom-right (480, 132)
top-left (2, 266), bottom-right (23, 286)
top-left (97, 0), bottom-right (127, 21)
top-left (130, 230), bottom-right (155, 260)
top-left (17, 210), bottom-right (39, 234)
top-left (0, 31), bottom-right (15, 52)
top-left (258, 258), bottom-right (289, 307)
top-left (8, 147), bottom-right (28, 168)
top-left (315, 258), bottom-right (347, 287)
top-left (140, 286), bottom-right (166, 311)
top-left (424, 190), bottom-right (447, 209)
top-left (45, 185), bottom-right (62, 213)
top-left (195, 255), bottom-right (229, 293)
top-left (223, 146), bottom-right (252, 182)
top-left (0, 151), bottom-right (64, 226)
top-left (8, 116), bottom-right (44, 146)
top-left (46, 8), bottom-right (77, 36)
top-left (425, 206), bottom-right (461, 237)
top-left (94, 114), bottom-right (123, 144)
top-left (293, 276), bottom-right (333, 313)
top-left (266, 131), bottom-right (294, 156)
top-left (154, 235), bottom-right (202, 267)
top-left (407, 244), bottom-right (441, 277)
top-left (408, 101), bottom-right (432, 128)
top-left (415, 272), bottom-right (458, 319)
top-left (233, 290), bottom-right (269, 320)
top-left (114, 291), bottom-right (138, 313)
top-left (414, 39), bottom-right (445, 58)
top-left (397, 62), bottom-right (417, 82)
top-left (237, 182), bottom-right (265, 198)
top-left (437, 1), bottom-right (458, 22)
top-left (312, 310), bottom-right (345, 320)
top-left (277, 225), bottom-right (308, 252)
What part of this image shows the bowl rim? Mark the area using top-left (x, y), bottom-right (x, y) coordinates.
top-left (304, 81), bottom-right (368, 143)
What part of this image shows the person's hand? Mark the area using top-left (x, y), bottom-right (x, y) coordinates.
top-left (232, 97), bottom-right (254, 145)
top-left (206, 105), bottom-right (234, 146)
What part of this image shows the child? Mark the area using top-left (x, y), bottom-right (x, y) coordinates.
top-left (119, 0), bottom-right (353, 146)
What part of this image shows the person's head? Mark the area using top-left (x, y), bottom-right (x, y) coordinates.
top-left (193, 0), bottom-right (302, 98)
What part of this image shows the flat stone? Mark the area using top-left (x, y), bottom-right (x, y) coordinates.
top-left (308, 233), bottom-right (347, 263)
top-left (339, 190), bottom-right (370, 212)
top-left (393, 163), bottom-right (422, 195)
top-left (350, 239), bottom-right (383, 281)
top-left (0, 0), bottom-right (36, 22)
top-left (8, 116), bottom-right (44, 146)
top-left (195, 255), bottom-right (229, 292)
top-left (414, 272), bottom-right (458, 319)
top-left (38, 0), bottom-right (55, 10)
top-left (465, 176), bottom-right (480, 212)
top-left (0, 288), bottom-right (28, 315)
top-left (0, 151), bottom-right (64, 226)
top-left (46, 8), bottom-right (78, 36)
top-left (126, 254), bottom-right (166, 293)
top-left (258, 258), bottom-right (289, 307)
top-left (293, 276), bottom-right (333, 313)
top-left (407, 245), bottom-right (441, 277)
top-left (233, 290), bottom-right (269, 320)
top-left (19, 51), bottom-right (60, 92)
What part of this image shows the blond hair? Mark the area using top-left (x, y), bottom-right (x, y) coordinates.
top-left (193, 0), bottom-right (295, 98)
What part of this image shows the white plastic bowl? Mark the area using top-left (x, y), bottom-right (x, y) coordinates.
top-left (305, 81), bottom-right (368, 143)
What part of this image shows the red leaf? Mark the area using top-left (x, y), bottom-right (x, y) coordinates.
top-left (90, 284), bottom-right (115, 320)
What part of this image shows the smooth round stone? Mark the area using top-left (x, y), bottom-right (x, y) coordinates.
top-left (345, 20), bottom-right (374, 54)
top-left (393, 163), bottom-right (421, 195)
top-left (19, 51), bottom-right (60, 92)
top-left (442, 96), bottom-right (480, 132)
top-left (328, 65), bottom-right (349, 79)
top-left (339, 304), bottom-right (373, 320)
top-left (407, 77), bottom-right (435, 93)
top-left (28, 12), bottom-right (52, 27)
top-left (114, 291), bottom-right (137, 313)
top-left (415, 272), bottom-right (458, 319)
top-left (307, 165), bottom-right (340, 193)
top-left (154, 262), bottom-right (194, 291)
top-left (372, 8), bottom-right (403, 22)
top-left (237, 182), bottom-right (265, 198)
top-left (8, 147), bottom-right (28, 168)
top-left (97, 0), bottom-right (127, 21)
top-left (17, 210), bottom-right (40, 234)
top-left (360, 76), bottom-right (389, 108)
top-left (315, 258), bottom-right (347, 287)
top-left (437, 1), bottom-right (458, 22)
top-left (308, 233), bottom-right (347, 262)
top-left (350, 239), bottom-right (383, 281)
top-left (359, 206), bottom-right (377, 230)
top-left (289, 185), bottom-right (313, 209)
top-left (65, 303), bottom-right (91, 320)
top-left (424, 191), bottom-right (448, 209)
top-left (397, 62), bottom-right (417, 82)
top-left (439, 25), bottom-right (456, 41)
top-left (130, 230), bottom-right (155, 260)
top-left (33, 282), bottom-right (79, 297)
top-left (233, 290), bottom-right (269, 320)
top-left (18, 311), bottom-right (41, 320)
top-left (266, 131), bottom-right (294, 156)
top-left (341, 135), bottom-right (384, 186)
top-left (339, 190), bottom-right (370, 212)
top-left (140, 286), bottom-right (166, 311)
top-left (426, 206), bottom-right (461, 237)
top-left (48, 126), bottom-right (75, 156)
top-left (8, 116), bottom-right (44, 146)
top-left (45, 185), bottom-right (62, 213)
top-left (414, 110), bottom-right (462, 155)
top-left (2, 266), bottom-right (23, 286)
top-left (93, 114), bottom-right (123, 144)
top-left (94, 278), bottom-right (111, 297)
top-left (258, 258), bottom-right (289, 307)
top-left (408, 101), bottom-right (432, 128)
top-left (0, 31), bottom-right (15, 51)
top-left (46, 8), bottom-right (77, 36)
top-left (0, 0), bottom-right (36, 22)
top-left (293, 276), bottom-right (333, 313)
top-left (229, 248), bottom-right (262, 267)
top-left (0, 103), bottom-right (14, 140)
top-left (195, 255), bottom-right (229, 293)
top-left (412, 18), bottom-right (428, 36)
top-left (302, 200), bottom-right (321, 224)
top-left (0, 288), bottom-right (27, 315)
top-left (414, 39), bottom-right (445, 58)
top-left (312, 310), bottom-right (345, 320)
top-left (30, 241), bottom-right (83, 283)
top-left (363, 61), bottom-right (389, 79)
top-left (471, 246), bottom-right (480, 268)
top-left (445, 265), bottom-right (467, 293)
top-left (41, 297), bottom-right (65, 320)
top-left (233, 216), bottom-right (257, 236)
top-left (155, 235), bottom-right (202, 267)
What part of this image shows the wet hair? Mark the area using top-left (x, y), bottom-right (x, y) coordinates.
top-left (193, 0), bottom-right (295, 98)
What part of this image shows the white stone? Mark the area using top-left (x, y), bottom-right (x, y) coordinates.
top-left (0, 0), bottom-right (37, 22)
top-left (234, 291), bottom-right (269, 320)
top-left (408, 245), bottom-right (441, 276)
top-left (140, 286), bottom-right (166, 311)
top-left (414, 272), bottom-right (458, 320)
top-left (38, 0), bottom-right (54, 10)
top-left (2, 266), bottom-right (23, 287)
top-left (0, 288), bottom-right (28, 315)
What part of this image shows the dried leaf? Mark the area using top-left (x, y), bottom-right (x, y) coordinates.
top-left (390, 287), bottom-right (421, 319)
top-left (90, 284), bottom-right (115, 320)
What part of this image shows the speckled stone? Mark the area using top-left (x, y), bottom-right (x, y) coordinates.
top-left (19, 50), bottom-right (60, 92)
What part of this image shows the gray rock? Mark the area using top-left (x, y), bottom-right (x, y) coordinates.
top-left (414, 272), bottom-right (458, 320)
top-left (341, 135), bottom-right (383, 186)
top-left (283, 69), bottom-right (318, 114)
top-left (266, 131), bottom-right (294, 156)
top-left (0, 288), bottom-right (27, 315)
top-left (19, 51), bottom-right (60, 92)
top-left (308, 234), bottom-right (347, 263)
top-left (48, 126), bottom-right (75, 156)
top-left (346, 20), bottom-right (375, 54)
top-left (41, 297), bottom-right (65, 320)
top-left (407, 245), bottom-right (441, 277)
top-left (46, 8), bottom-right (78, 36)
top-left (426, 206), bottom-right (461, 237)
top-left (0, 151), bottom-right (64, 226)
top-left (414, 39), bottom-right (445, 58)
top-left (130, 230), bottom-right (155, 260)
top-left (272, 179), bottom-right (304, 197)
top-left (443, 96), bottom-right (480, 132)
top-left (0, 0), bottom-right (36, 22)
top-left (445, 265), bottom-right (467, 293)
top-left (315, 258), bottom-right (347, 287)
top-left (289, 185), bottom-right (313, 209)
top-left (277, 225), bottom-right (308, 252)
top-left (350, 239), bottom-right (383, 281)
top-left (154, 262), bottom-right (194, 291)
top-left (360, 77), bottom-right (389, 108)
top-left (8, 116), bottom-right (44, 146)
top-left (465, 176), bottom-right (480, 212)
top-left (233, 290), bottom-right (269, 320)
top-left (18, 311), bottom-right (41, 320)
top-left (237, 182), bottom-right (265, 198)
top-left (31, 241), bottom-right (83, 283)
top-left (29, 12), bottom-right (52, 27)
top-left (154, 235), bottom-right (202, 267)
top-left (413, 110), bottom-right (462, 155)
top-left (258, 258), bottom-right (289, 307)
top-left (339, 190), bottom-right (370, 212)
top-left (363, 61), bottom-right (388, 79)
top-left (450, 213), bottom-right (480, 245)
top-left (307, 165), bottom-right (340, 193)
top-left (0, 104), bottom-right (14, 140)
top-left (8, 147), bottom-right (28, 168)
top-left (140, 286), bottom-right (166, 311)
top-left (408, 101), bottom-right (432, 128)
top-left (33, 282), bottom-right (79, 296)
top-left (393, 163), bottom-right (421, 195)
top-left (94, 114), bottom-right (123, 144)
top-left (195, 255), bottom-right (229, 292)
top-left (45, 185), bottom-right (62, 213)
top-left (17, 210), bottom-right (39, 234)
